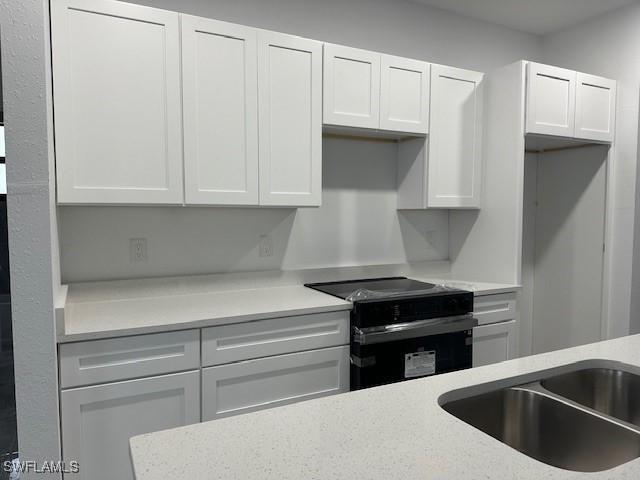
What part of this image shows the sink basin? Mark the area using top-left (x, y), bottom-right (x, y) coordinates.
top-left (443, 387), bottom-right (640, 472)
top-left (542, 368), bottom-right (640, 427)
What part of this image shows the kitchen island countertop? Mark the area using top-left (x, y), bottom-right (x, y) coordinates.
top-left (130, 334), bottom-right (640, 480)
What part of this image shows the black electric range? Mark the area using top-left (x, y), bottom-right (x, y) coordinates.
top-left (305, 277), bottom-right (476, 390)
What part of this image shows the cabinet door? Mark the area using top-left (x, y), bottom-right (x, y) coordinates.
top-left (323, 44), bottom-right (381, 129)
top-left (380, 55), bottom-right (430, 134)
top-left (428, 65), bottom-right (484, 208)
top-left (258, 31), bottom-right (322, 206)
top-left (575, 73), bottom-right (616, 143)
top-left (526, 62), bottom-right (577, 137)
top-left (182, 16), bottom-right (259, 205)
top-left (60, 371), bottom-right (200, 480)
top-left (202, 346), bottom-right (349, 420)
top-left (51, 0), bottom-right (183, 204)
top-left (472, 320), bottom-right (518, 368)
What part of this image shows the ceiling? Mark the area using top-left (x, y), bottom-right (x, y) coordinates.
top-left (409, 0), bottom-right (639, 35)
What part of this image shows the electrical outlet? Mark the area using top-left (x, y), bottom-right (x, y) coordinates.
top-left (130, 238), bottom-right (148, 263)
top-left (259, 234), bottom-right (273, 258)
top-left (425, 229), bottom-right (437, 244)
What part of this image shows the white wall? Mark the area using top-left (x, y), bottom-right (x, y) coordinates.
top-left (131, 0), bottom-right (541, 72)
top-left (60, 138), bottom-right (449, 282)
top-left (58, 0), bottom-right (542, 283)
top-left (541, 3), bottom-right (640, 338)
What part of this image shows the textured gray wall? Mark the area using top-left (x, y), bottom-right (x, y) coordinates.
top-left (0, 0), bottom-right (62, 477)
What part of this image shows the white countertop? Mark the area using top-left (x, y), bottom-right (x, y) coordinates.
top-left (130, 335), bottom-right (640, 480)
top-left (60, 285), bottom-right (351, 342)
top-left (58, 262), bottom-right (519, 342)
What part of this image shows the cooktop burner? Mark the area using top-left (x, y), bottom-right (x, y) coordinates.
top-left (305, 277), bottom-right (439, 301)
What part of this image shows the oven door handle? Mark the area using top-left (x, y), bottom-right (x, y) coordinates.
top-left (353, 314), bottom-right (478, 345)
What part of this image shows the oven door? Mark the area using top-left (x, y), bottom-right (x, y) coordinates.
top-left (350, 314), bottom-right (476, 390)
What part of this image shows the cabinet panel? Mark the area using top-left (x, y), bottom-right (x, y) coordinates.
top-left (397, 137), bottom-right (429, 209)
top-left (202, 346), bottom-right (349, 420)
top-left (182, 16), bottom-right (259, 205)
top-left (380, 56), bottom-right (430, 134)
top-left (202, 311), bottom-right (349, 367)
top-left (258, 31), bottom-right (322, 206)
top-left (323, 44), bottom-right (380, 129)
top-left (61, 371), bottom-right (200, 480)
top-left (575, 73), bottom-right (616, 143)
top-left (428, 65), bottom-right (484, 208)
top-left (473, 293), bottom-right (517, 326)
top-left (59, 330), bottom-right (200, 388)
top-left (52, 0), bottom-right (183, 204)
top-left (526, 62), bottom-right (576, 138)
top-left (473, 320), bottom-right (517, 367)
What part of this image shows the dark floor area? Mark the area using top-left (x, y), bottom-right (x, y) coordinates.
top-left (0, 359), bottom-right (16, 478)
top-left (0, 350), bottom-right (16, 457)
top-left (0, 298), bottom-right (17, 480)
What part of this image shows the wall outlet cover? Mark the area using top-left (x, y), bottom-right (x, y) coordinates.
top-left (259, 234), bottom-right (274, 258)
top-left (130, 238), bottom-right (148, 263)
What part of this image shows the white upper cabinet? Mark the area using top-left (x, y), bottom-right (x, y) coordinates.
top-left (526, 62), bottom-right (577, 138)
top-left (323, 44), bottom-right (381, 129)
top-left (379, 55), bottom-right (430, 134)
top-left (575, 73), bottom-right (616, 143)
top-left (51, 0), bottom-right (184, 204)
top-left (258, 31), bottom-right (323, 207)
top-left (323, 45), bottom-right (430, 135)
top-left (427, 65), bottom-right (484, 208)
top-left (182, 16), bottom-right (259, 205)
top-left (526, 62), bottom-right (616, 143)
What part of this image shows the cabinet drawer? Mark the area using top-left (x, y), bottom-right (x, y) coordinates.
top-left (59, 330), bottom-right (200, 388)
top-left (473, 293), bottom-right (517, 326)
top-left (202, 345), bottom-right (349, 420)
top-left (202, 311), bottom-right (349, 367)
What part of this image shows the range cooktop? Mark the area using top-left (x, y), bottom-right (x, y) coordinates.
top-left (305, 276), bottom-right (439, 301)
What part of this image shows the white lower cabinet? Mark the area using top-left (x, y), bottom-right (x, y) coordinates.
top-left (60, 371), bottom-right (200, 480)
top-left (472, 320), bottom-right (518, 367)
top-left (58, 315), bottom-right (351, 478)
top-left (202, 346), bottom-right (350, 420)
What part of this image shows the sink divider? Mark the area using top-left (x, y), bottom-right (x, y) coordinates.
top-left (509, 381), bottom-right (640, 435)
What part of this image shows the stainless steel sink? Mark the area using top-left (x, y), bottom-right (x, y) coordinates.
top-left (440, 363), bottom-right (640, 472)
top-left (542, 368), bottom-right (640, 427)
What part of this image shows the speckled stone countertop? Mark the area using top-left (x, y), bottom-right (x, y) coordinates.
top-left (58, 261), bottom-right (519, 342)
top-left (130, 335), bottom-right (640, 480)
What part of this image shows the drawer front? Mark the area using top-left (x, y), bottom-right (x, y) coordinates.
top-left (202, 311), bottom-right (349, 367)
top-left (59, 330), bottom-right (200, 388)
top-left (202, 345), bottom-right (350, 420)
top-left (474, 293), bottom-right (517, 326)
